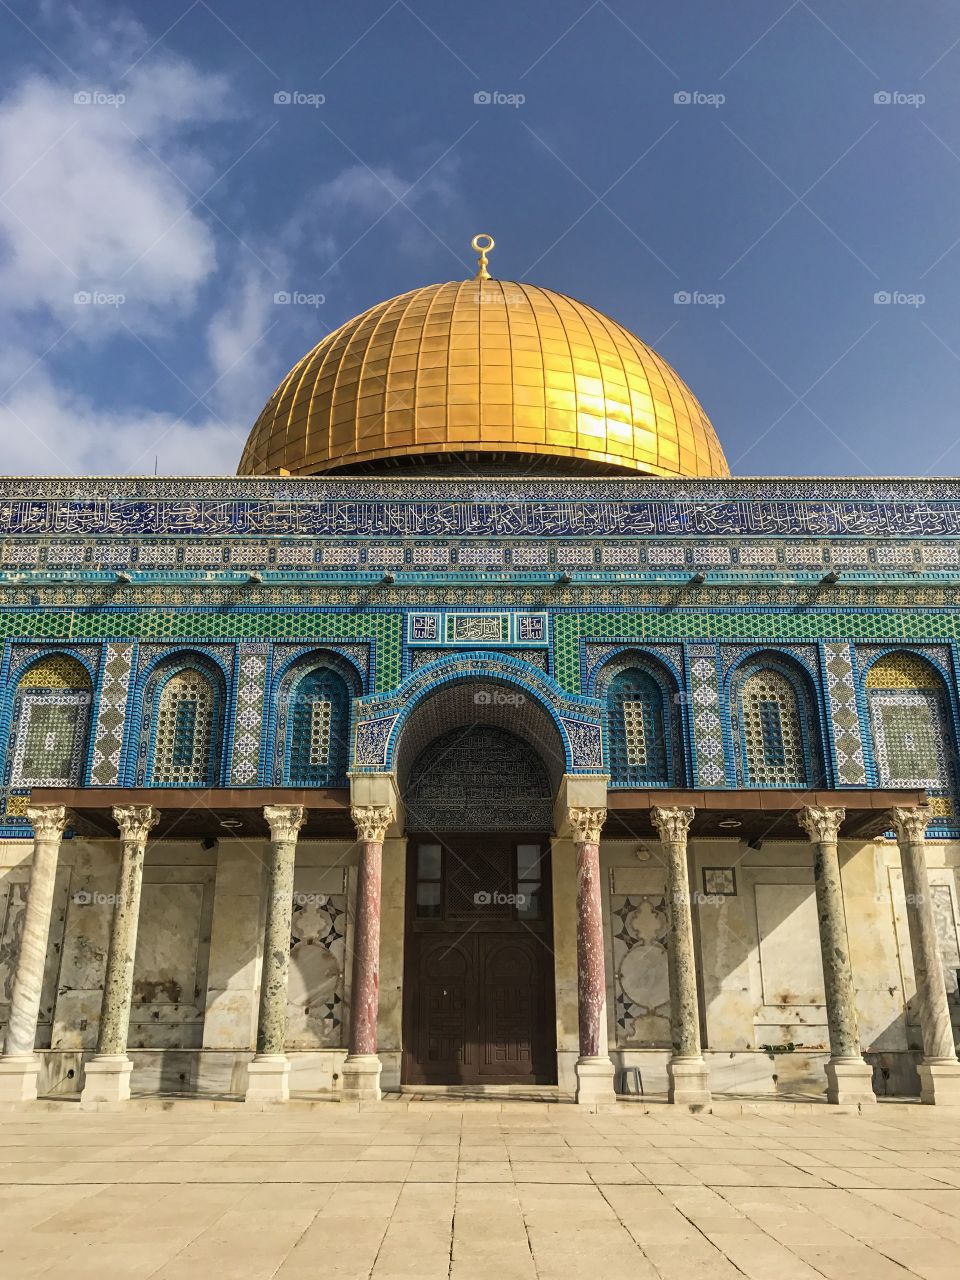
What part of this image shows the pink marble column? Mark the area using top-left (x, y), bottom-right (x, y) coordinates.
top-left (343, 805), bottom-right (392, 1101)
top-left (570, 806), bottom-right (616, 1105)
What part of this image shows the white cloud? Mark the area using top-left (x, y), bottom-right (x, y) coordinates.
top-left (0, 361), bottom-right (242, 475)
top-left (0, 56), bottom-right (233, 334)
top-left (205, 263), bottom-right (288, 424)
top-left (0, 8), bottom-right (467, 475)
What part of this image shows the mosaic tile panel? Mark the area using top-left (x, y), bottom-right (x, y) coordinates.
top-left (410, 647), bottom-right (548, 673)
top-left (687, 643), bottom-right (725, 786)
top-left (551, 613), bottom-right (960, 695)
top-left (821, 642), bottom-right (867, 785)
top-left (229, 644), bottom-right (268, 785)
top-left (90, 642), bottom-right (135, 786)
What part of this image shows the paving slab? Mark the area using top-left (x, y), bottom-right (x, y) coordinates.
top-left (0, 1099), bottom-right (958, 1277)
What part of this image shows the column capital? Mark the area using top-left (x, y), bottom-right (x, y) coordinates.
top-left (263, 804), bottom-right (306, 844)
top-left (651, 805), bottom-right (695, 843)
top-left (351, 804), bottom-right (393, 843)
top-left (111, 805), bottom-right (159, 844)
top-left (798, 805), bottom-right (845, 844)
top-left (26, 805), bottom-right (67, 842)
top-left (568, 806), bottom-right (606, 845)
top-left (890, 805), bottom-right (931, 845)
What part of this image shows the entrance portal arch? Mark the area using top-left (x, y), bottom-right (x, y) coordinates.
top-left (396, 677), bottom-right (560, 1086)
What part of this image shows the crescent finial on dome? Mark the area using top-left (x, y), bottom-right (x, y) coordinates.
top-left (471, 233), bottom-right (494, 280)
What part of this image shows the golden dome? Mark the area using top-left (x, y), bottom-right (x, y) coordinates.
top-left (238, 279), bottom-right (729, 478)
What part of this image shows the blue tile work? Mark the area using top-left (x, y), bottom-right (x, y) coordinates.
top-left (0, 476), bottom-right (957, 835)
top-left (230, 644), bottom-right (268, 785)
top-left (89, 642), bottom-right (135, 786)
top-left (821, 642), bottom-right (868, 786)
top-left (686, 644), bottom-right (726, 787)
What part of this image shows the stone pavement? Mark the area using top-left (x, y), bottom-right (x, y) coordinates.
top-left (1, 1099), bottom-right (960, 1279)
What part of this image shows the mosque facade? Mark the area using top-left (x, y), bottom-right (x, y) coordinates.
top-left (1, 244), bottom-right (959, 1108)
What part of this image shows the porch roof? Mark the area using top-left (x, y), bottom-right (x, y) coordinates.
top-left (28, 787), bottom-right (354, 840)
top-left (28, 785), bottom-right (926, 844)
top-left (603, 788), bottom-right (927, 842)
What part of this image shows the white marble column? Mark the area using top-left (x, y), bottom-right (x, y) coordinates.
top-left (245, 805), bottom-right (306, 1103)
top-left (651, 806), bottom-right (711, 1105)
top-left (891, 806), bottom-right (960, 1104)
top-left (80, 805), bottom-right (159, 1107)
top-left (798, 806), bottom-right (876, 1105)
top-left (0, 806), bottom-right (67, 1102)
top-left (342, 805), bottom-right (392, 1103)
top-left (570, 805), bottom-right (616, 1105)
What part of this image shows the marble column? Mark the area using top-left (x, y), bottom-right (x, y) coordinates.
top-left (80, 805), bottom-right (159, 1107)
top-left (245, 804), bottom-right (306, 1103)
top-left (570, 805), bottom-right (616, 1105)
top-left (798, 806), bottom-right (876, 1105)
top-left (342, 805), bottom-right (392, 1103)
top-left (0, 806), bottom-right (67, 1102)
top-left (651, 806), bottom-right (711, 1105)
top-left (891, 806), bottom-right (960, 1103)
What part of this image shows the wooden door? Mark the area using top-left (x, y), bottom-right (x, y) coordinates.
top-left (402, 835), bottom-right (556, 1085)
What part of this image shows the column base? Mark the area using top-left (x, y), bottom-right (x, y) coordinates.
top-left (0, 1056), bottom-right (41, 1103)
top-left (575, 1055), bottom-right (616, 1106)
top-left (80, 1055), bottom-right (133, 1108)
top-left (667, 1055), bottom-right (712, 1106)
top-left (341, 1053), bottom-right (382, 1103)
top-left (244, 1054), bottom-right (291, 1104)
top-left (824, 1056), bottom-right (876, 1105)
top-left (918, 1059), bottom-right (960, 1105)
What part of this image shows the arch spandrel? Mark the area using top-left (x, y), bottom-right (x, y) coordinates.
top-left (349, 652), bottom-right (603, 778)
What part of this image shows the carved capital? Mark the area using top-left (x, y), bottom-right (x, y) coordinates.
top-left (26, 805), bottom-right (67, 842)
top-left (890, 805), bottom-right (930, 845)
top-left (568, 806), bottom-right (606, 845)
top-left (798, 805), bottom-right (845, 844)
top-left (263, 804), bottom-right (306, 844)
top-left (112, 804), bottom-right (160, 845)
top-left (651, 805), bottom-right (695, 844)
top-left (351, 804), bottom-right (393, 843)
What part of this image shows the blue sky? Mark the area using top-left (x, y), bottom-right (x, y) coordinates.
top-left (0, 0), bottom-right (958, 476)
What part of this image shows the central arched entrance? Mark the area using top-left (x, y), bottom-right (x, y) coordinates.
top-left (397, 682), bottom-right (562, 1086)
